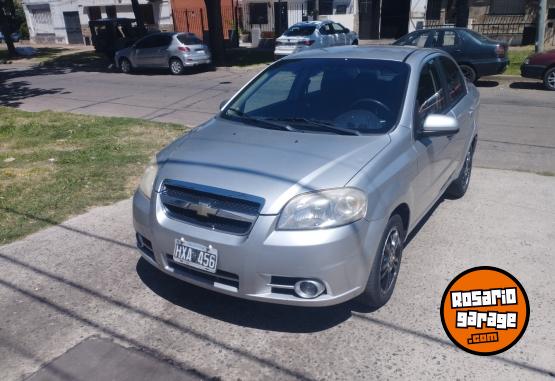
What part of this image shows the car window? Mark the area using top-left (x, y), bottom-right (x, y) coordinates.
top-left (332, 23), bottom-right (345, 33)
top-left (284, 24), bottom-right (316, 36)
top-left (441, 31), bottom-right (459, 47)
top-left (135, 35), bottom-right (156, 49)
top-left (416, 58), bottom-right (446, 123)
top-left (401, 31), bottom-right (430, 47)
top-left (243, 70), bottom-right (296, 114)
top-left (438, 56), bottom-right (466, 105)
top-left (153, 35), bottom-right (172, 48)
top-left (320, 24), bottom-right (333, 35)
top-left (177, 34), bottom-right (202, 45)
top-left (223, 58), bottom-right (410, 134)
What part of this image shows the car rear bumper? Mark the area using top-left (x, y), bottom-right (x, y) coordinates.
top-left (133, 189), bottom-right (384, 307)
top-left (520, 63), bottom-right (546, 79)
top-left (474, 58), bottom-right (509, 76)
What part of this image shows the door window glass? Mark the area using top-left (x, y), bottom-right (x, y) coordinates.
top-left (320, 24), bottom-right (333, 35)
top-left (439, 56), bottom-right (466, 105)
top-left (135, 35), bottom-right (156, 49)
top-left (332, 23), bottom-right (345, 33)
top-left (441, 31), bottom-right (459, 46)
top-left (416, 59), bottom-right (446, 122)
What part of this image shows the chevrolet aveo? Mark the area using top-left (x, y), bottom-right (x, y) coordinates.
top-left (133, 46), bottom-right (479, 308)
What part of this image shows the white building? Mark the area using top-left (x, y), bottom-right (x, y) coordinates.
top-left (241, 0), bottom-right (426, 38)
top-left (22, 0), bottom-right (173, 44)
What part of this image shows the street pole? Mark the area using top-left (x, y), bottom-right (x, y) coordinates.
top-left (536, 0), bottom-right (547, 53)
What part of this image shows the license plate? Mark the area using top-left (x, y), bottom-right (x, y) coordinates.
top-left (173, 239), bottom-right (218, 273)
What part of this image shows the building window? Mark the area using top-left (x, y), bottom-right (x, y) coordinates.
top-left (105, 5), bottom-right (117, 19)
top-left (140, 4), bottom-right (155, 24)
top-left (88, 6), bottom-right (101, 20)
top-left (30, 6), bottom-right (52, 25)
top-left (319, 0), bottom-right (333, 15)
top-left (249, 3), bottom-right (268, 24)
top-left (426, 0), bottom-right (442, 20)
top-left (490, 0), bottom-right (525, 15)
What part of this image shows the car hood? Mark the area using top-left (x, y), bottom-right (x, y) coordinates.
top-left (155, 118), bottom-right (390, 214)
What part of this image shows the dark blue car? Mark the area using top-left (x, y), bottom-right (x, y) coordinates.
top-left (393, 28), bottom-right (509, 83)
top-left (0, 31), bottom-right (21, 43)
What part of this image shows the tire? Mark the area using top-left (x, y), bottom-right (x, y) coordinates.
top-left (357, 214), bottom-right (405, 309)
top-left (446, 141), bottom-right (475, 199)
top-left (120, 58), bottom-right (132, 74)
top-left (543, 67), bottom-right (555, 91)
top-left (352, 39), bottom-right (359, 45)
top-left (460, 64), bottom-right (477, 83)
top-left (169, 58), bottom-right (184, 75)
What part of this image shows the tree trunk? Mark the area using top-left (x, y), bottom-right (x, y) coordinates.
top-left (1, 0), bottom-right (18, 57)
top-left (204, 0), bottom-right (225, 65)
top-left (3, 33), bottom-right (17, 56)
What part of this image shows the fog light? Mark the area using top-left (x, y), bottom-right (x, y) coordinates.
top-left (294, 280), bottom-right (325, 299)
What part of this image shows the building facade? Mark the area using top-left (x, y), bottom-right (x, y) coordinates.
top-left (22, 0), bottom-right (173, 44)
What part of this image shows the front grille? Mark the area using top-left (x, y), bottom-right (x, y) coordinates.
top-left (160, 180), bottom-right (263, 235)
top-left (166, 254), bottom-right (239, 290)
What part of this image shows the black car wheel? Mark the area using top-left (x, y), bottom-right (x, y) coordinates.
top-left (544, 67), bottom-right (555, 91)
top-left (446, 141), bottom-right (475, 199)
top-left (357, 214), bottom-right (405, 309)
top-left (460, 64), bottom-right (477, 83)
top-left (120, 58), bottom-right (132, 74)
top-left (169, 58), bottom-right (184, 75)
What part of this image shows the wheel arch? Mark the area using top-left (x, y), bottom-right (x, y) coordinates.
top-left (390, 203), bottom-right (410, 235)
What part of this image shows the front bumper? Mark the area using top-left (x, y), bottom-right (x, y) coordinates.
top-left (520, 63), bottom-right (546, 79)
top-left (133, 190), bottom-right (385, 307)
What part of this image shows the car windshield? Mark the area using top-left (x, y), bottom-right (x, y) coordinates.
top-left (283, 25), bottom-right (316, 36)
top-left (221, 58), bottom-right (410, 135)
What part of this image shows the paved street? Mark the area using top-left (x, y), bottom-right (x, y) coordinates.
top-left (1, 63), bottom-right (555, 380)
top-left (1, 168), bottom-right (554, 380)
top-left (1, 64), bottom-right (554, 174)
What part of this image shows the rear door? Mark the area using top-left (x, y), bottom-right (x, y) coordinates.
top-left (437, 55), bottom-right (474, 172)
top-left (319, 23), bottom-right (334, 47)
top-left (151, 34), bottom-right (173, 67)
top-left (133, 35), bottom-right (158, 67)
top-left (438, 30), bottom-right (464, 62)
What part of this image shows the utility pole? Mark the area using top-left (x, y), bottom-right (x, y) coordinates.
top-left (536, 0), bottom-right (547, 53)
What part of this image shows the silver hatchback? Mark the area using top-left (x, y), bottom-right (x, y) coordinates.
top-left (115, 32), bottom-right (211, 75)
top-left (133, 46), bottom-right (479, 308)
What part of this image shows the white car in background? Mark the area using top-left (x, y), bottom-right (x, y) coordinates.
top-left (274, 20), bottom-right (358, 59)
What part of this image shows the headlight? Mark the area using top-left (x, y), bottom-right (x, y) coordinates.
top-left (139, 156), bottom-right (158, 199)
top-left (277, 188), bottom-right (367, 230)
top-left (523, 58), bottom-right (530, 65)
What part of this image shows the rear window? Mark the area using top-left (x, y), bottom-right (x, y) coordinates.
top-left (283, 25), bottom-right (316, 36)
top-left (466, 30), bottom-right (495, 43)
top-left (177, 34), bottom-right (202, 45)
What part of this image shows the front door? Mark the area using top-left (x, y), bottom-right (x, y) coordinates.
top-left (63, 12), bottom-right (83, 44)
top-left (274, 2), bottom-right (288, 37)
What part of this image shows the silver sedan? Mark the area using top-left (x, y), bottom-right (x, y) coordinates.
top-left (115, 32), bottom-right (211, 75)
top-left (133, 46), bottom-right (479, 308)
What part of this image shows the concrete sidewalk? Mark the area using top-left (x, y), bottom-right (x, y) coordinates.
top-left (0, 168), bottom-right (554, 380)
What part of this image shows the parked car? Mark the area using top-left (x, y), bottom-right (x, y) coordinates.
top-left (274, 20), bottom-right (358, 59)
top-left (134, 46), bottom-right (479, 309)
top-left (0, 31), bottom-right (21, 43)
top-left (393, 28), bottom-right (508, 83)
top-left (115, 32), bottom-right (211, 75)
top-left (520, 49), bottom-right (555, 91)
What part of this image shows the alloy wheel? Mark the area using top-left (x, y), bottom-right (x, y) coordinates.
top-left (170, 59), bottom-right (183, 75)
top-left (547, 70), bottom-right (555, 90)
top-left (121, 59), bottom-right (131, 73)
top-left (460, 65), bottom-right (476, 83)
top-left (379, 227), bottom-right (402, 293)
top-left (462, 149), bottom-right (472, 187)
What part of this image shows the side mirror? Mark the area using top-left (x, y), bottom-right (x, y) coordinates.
top-left (420, 114), bottom-right (459, 137)
top-left (219, 99), bottom-right (228, 110)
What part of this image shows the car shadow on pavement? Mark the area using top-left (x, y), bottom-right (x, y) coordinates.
top-left (474, 80), bottom-right (499, 88)
top-left (509, 81), bottom-right (547, 91)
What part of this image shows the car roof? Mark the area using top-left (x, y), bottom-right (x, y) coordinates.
top-left (290, 20), bottom-right (330, 27)
top-left (282, 45), bottom-right (430, 62)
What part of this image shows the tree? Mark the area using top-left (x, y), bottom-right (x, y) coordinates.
top-left (0, 0), bottom-right (19, 57)
top-left (204, 0), bottom-right (225, 64)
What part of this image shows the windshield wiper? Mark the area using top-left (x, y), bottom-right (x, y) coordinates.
top-left (264, 117), bottom-right (360, 136)
top-left (225, 108), bottom-right (294, 132)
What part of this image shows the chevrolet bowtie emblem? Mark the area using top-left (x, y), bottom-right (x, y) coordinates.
top-left (188, 202), bottom-right (218, 217)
